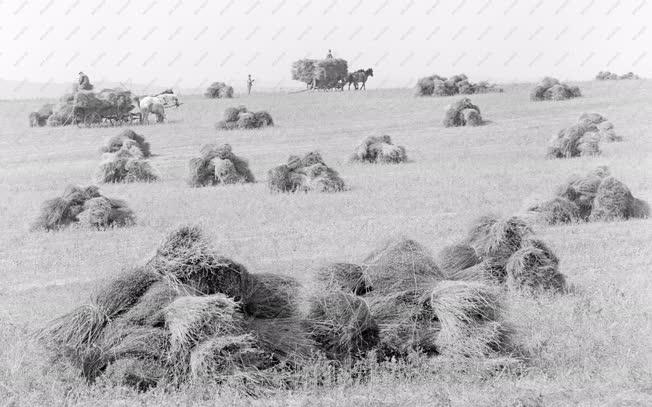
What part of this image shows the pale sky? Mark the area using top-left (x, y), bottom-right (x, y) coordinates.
top-left (0, 0), bottom-right (649, 94)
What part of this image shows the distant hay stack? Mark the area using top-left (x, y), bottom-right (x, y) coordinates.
top-left (267, 151), bottom-right (346, 193)
top-left (415, 74), bottom-right (502, 97)
top-left (215, 105), bottom-right (274, 130)
top-left (596, 71), bottom-right (640, 80)
top-left (527, 167), bottom-right (649, 224)
top-left (101, 129), bottom-right (151, 157)
top-left (505, 239), bottom-right (566, 293)
top-left (32, 185), bottom-right (135, 231)
top-left (443, 98), bottom-right (483, 127)
top-left (28, 103), bottom-right (53, 127)
top-left (546, 123), bottom-right (602, 159)
top-left (350, 135), bottom-right (407, 164)
top-left (577, 113), bottom-right (622, 142)
top-left (96, 145), bottom-right (159, 183)
top-left (187, 143), bottom-right (254, 187)
top-left (204, 82), bottom-right (234, 98)
top-left (530, 77), bottom-right (581, 101)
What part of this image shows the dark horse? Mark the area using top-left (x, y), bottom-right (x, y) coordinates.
top-left (347, 68), bottom-right (374, 90)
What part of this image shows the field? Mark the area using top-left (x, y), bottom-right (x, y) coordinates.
top-left (1, 80), bottom-right (651, 406)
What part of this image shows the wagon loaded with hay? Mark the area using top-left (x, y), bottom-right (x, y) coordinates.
top-left (38, 224), bottom-right (527, 391)
top-left (292, 58), bottom-right (348, 90)
top-left (47, 89), bottom-right (136, 127)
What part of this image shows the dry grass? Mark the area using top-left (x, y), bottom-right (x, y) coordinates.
top-left (1, 82), bottom-right (651, 405)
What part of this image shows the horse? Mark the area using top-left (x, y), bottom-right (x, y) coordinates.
top-left (155, 92), bottom-right (179, 107)
top-left (133, 95), bottom-right (165, 124)
top-left (347, 68), bottom-right (374, 90)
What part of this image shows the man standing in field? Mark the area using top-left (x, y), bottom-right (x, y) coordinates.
top-left (247, 74), bottom-right (255, 95)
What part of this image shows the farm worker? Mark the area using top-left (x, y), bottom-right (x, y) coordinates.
top-left (326, 49), bottom-right (333, 58)
top-left (78, 72), bottom-right (92, 90)
top-left (247, 74), bottom-right (255, 95)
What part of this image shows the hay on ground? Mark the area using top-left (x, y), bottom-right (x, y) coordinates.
top-left (32, 185), bottom-right (134, 231)
top-left (350, 135), bottom-right (407, 164)
top-left (189, 334), bottom-right (272, 381)
top-left (415, 74), bottom-right (499, 97)
top-left (245, 318), bottom-right (316, 363)
top-left (505, 239), bottom-right (566, 293)
top-left (204, 82), bottom-right (234, 98)
top-left (436, 244), bottom-right (481, 279)
top-left (102, 357), bottom-right (167, 391)
top-left (425, 280), bottom-right (507, 357)
top-left (530, 77), bottom-right (580, 101)
top-left (267, 151), bottom-right (346, 193)
top-left (187, 143), bottom-right (254, 187)
top-left (315, 263), bottom-right (372, 295)
top-left (29, 103), bottom-right (53, 127)
top-left (147, 225), bottom-right (251, 297)
top-left (216, 106), bottom-right (274, 130)
top-left (96, 148), bottom-right (158, 183)
top-left (443, 98), bottom-right (482, 127)
top-left (465, 215), bottom-right (533, 263)
top-left (307, 291), bottom-right (379, 361)
top-left (589, 177), bottom-right (640, 221)
top-left (527, 196), bottom-right (581, 225)
top-left (101, 129), bottom-right (151, 157)
top-left (241, 273), bottom-right (301, 319)
top-left (546, 124), bottom-right (601, 159)
top-left (362, 237), bottom-right (443, 295)
top-left (119, 281), bottom-right (198, 327)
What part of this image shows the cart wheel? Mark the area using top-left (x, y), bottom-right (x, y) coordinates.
top-left (84, 112), bottom-right (101, 127)
top-left (63, 111), bottom-right (76, 126)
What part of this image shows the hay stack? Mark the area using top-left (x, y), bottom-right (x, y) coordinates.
top-left (241, 273), bottom-right (301, 319)
top-left (307, 291), bottom-right (379, 361)
top-left (28, 103), bottom-right (53, 127)
top-left (101, 129), bottom-right (151, 157)
top-left (96, 144), bottom-right (158, 183)
top-left (505, 239), bottom-right (566, 293)
top-left (415, 74), bottom-right (502, 97)
top-left (315, 263), bottom-right (371, 295)
top-left (32, 185), bottom-right (135, 231)
top-left (436, 244), bottom-right (481, 279)
top-left (443, 98), bottom-right (482, 127)
top-left (267, 151), bottom-right (346, 193)
top-left (596, 71), bottom-right (640, 80)
top-left (350, 135), bottom-right (407, 164)
top-left (466, 215), bottom-right (532, 264)
top-left (215, 105), bottom-right (273, 130)
top-left (530, 77), bottom-right (581, 101)
top-left (528, 167), bottom-right (649, 224)
top-left (187, 143), bottom-right (255, 187)
top-left (204, 82), bottom-right (234, 98)
top-left (576, 113), bottom-right (621, 142)
top-left (546, 123), bottom-right (602, 158)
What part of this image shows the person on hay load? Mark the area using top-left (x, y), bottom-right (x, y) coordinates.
top-left (247, 74), bottom-right (255, 95)
top-left (77, 71), bottom-right (92, 91)
top-left (326, 49), bottom-right (333, 59)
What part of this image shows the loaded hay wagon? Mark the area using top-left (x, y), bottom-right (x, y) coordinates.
top-left (48, 89), bottom-right (139, 127)
top-left (292, 58), bottom-right (348, 91)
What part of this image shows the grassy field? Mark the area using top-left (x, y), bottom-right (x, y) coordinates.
top-left (1, 80), bottom-right (651, 406)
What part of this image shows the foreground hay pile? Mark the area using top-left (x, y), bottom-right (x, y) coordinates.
top-left (547, 112), bottom-right (621, 159)
top-left (215, 106), bottom-right (274, 130)
top-left (291, 58), bottom-right (348, 88)
top-left (527, 166), bottom-right (649, 224)
top-left (188, 144), bottom-right (255, 187)
top-left (204, 82), bottom-right (234, 99)
top-left (443, 98), bottom-right (483, 127)
top-left (596, 71), bottom-right (640, 80)
top-left (96, 140), bottom-right (158, 183)
top-left (101, 129), bottom-right (151, 157)
top-left (28, 103), bottom-right (54, 127)
top-left (530, 77), bottom-right (581, 101)
top-left (350, 135), bottom-right (407, 164)
top-left (40, 226), bottom-right (518, 391)
top-left (436, 215), bottom-right (567, 294)
top-left (415, 74), bottom-right (502, 97)
top-left (267, 152), bottom-right (346, 193)
top-left (32, 185), bottom-right (135, 231)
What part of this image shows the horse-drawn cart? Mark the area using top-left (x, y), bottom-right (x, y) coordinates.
top-left (65, 89), bottom-right (137, 127)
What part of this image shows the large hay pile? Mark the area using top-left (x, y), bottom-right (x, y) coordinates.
top-left (291, 58), bottom-right (348, 88)
top-left (443, 98), bottom-right (483, 127)
top-left (40, 226), bottom-right (519, 390)
top-left (267, 152), bottom-right (346, 193)
top-left (596, 71), bottom-right (640, 80)
top-left (204, 82), bottom-right (234, 99)
top-left (32, 185), bottom-right (135, 231)
top-left (96, 143), bottom-right (159, 183)
top-left (576, 113), bottom-right (622, 142)
top-left (350, 135), bottom-right (407, 164)
top-left (28, 103), bottom-right (54, 127)
top-left (101, 129), bottom-right (151, 157)
top-left (546, 112), bottom-right (622, 158)
top-left (527, 166), bottom-right (649, 224)
top-left (46, 88), bottom-right (134, 126)
top-left (415, 74), bottom-right (502, 97)
top-left (187, 143), bottom-right (255, 187)
top-left (435, 215), bottom-right (567, 294)
top-left (215, 105), bottom-right (274, 130)
top-left (530, 77), bottom-right (581, 101)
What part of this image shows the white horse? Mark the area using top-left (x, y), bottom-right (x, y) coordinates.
top-left (156, 92), bottom-right (179, 107)
top-left (133, 95), bottom-right (165, 124)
